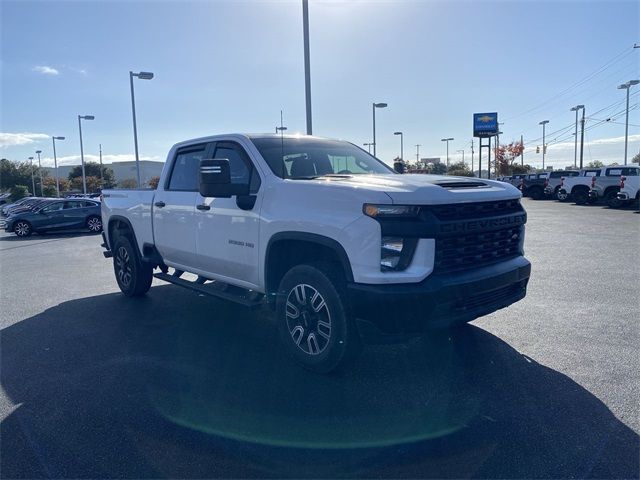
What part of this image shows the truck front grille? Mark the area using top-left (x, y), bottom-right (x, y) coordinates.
top-left (428, 199), bottom-right (522, 220)
top-left (434, 225), bottom-right (523, 274)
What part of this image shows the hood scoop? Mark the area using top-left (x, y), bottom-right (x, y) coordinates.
top-left (434, 180), bottom-right (489, 189)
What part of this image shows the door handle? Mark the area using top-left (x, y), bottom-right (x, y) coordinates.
top-left (154, 201), bottom-right (166, 208)
top-left (196, 204), bottom-right (211, 211)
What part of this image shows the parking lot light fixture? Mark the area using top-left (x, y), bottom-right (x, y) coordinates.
top-left (372, 102), bottom-right (388, 157)
top-left (78, 115), bottom-right (95, 194)
top-left (441, 138), bottom-right (454, 167)
top-left (35, 150), bottom-right (43, 196)
top-left (130, 70), bottom-right (154, 187)
top-left (28, 157), bottom-right (35, 196)
top-left (393, 132), bottom-right (403, 161)
top-left (52, 136), bottom-right (65, 197)
top-left (618, 80), bottom-right (639, 165)
top-left (539, 120), bottom-right (549, 170)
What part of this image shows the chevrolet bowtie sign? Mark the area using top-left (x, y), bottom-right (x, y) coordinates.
top-left (473, 112), bottom-right (499, 138)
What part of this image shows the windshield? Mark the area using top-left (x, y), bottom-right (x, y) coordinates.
top-left (251, 137), bottom-right (394, 179)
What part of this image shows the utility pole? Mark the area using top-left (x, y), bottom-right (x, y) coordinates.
top-left (415, 144), bottom-right (421, 164)
top-left (28, 157), bottom-right (36, 195)
top-left (99, 144), bottom-right (104, 188)
top-left (579, 108), bottom-right (586, 169)
top-left (520, 134), bottom-right (524, 166)
top-left (539, 120), bottom-right (549, 170)
top-left (470, 139), bottom-right (475, 175)
top-left (302, 0), bottom-right (312, 135)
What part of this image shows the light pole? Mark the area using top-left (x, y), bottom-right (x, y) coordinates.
top-left (441, 138), bottom-right (454, 167)
top-left (539, 120), bottom-right (549, 170)
top-left (570, 106), bottom-right (584, 169)
top-left (28, 157), bottom-right (35, 196)
top-left (130, 70), bottom-right (154, 187)
top-left (372, 102), bottom-right (387, 157)
top-left (415, 144), bottom-right (421, 164)
top-left (457, 149), bottom-right (465, 166)
top-left (618, 80), bottom-right (639, 165)
top-left (52, 136), bottom-right (65, 197)
top-left (579, 108), bottom-right (586, 169)
top-left (78, 115), bottom-right (95, 194)
top-left (99, 143), bottom-right (104, 188)
top-left (302, 0), bottom-right (312, 135)
top-left (363, 143), bottom-right (372, 154)
top-left (35, 150), bottom-right (43, 196)
top-left (393, 132), bottom-right (404, 161)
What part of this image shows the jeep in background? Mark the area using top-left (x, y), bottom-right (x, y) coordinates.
top-left (588, 165), bottom-right (640, 207)
top-left (520, 173), bottom-right (549, 200)
top-left (100, 134), bottom-right (531, 373)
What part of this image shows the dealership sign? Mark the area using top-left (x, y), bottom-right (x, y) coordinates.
top-left (473, 113), bottom-right (498, 138)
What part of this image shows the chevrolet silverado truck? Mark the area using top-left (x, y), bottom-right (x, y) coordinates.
top-left (588, 165), bottom-right (640, 207)
top-left (557, 167), bottom-right (604, 204)
top-left (519, 173), bottom-right (549, 200)
top-left (543, 170), bottom-right (580, 199)
top-left (100, 134), bottom-right (531, 373)
top-left (616, 173), bottom-right (640, 208)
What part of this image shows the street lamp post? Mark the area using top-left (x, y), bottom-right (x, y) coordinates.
top-left (618, 80), bottom-right (640, 165)
top-left (363, 143), bottom-right (372, 154)
top-left (393, 132), bottom-right (404, 161)
top-left (28, 157), bottom-right (35, 196)
top-left (372, 102), bottom-right (387, 157)
top-left (539, 120), bottom-right (549, 170)
top-left (302, 0), bottom-right (312, 135)
top-left (35, 150), bottom-right (43, 196)
top-left (441, 137), bottom-right (454, 167)
top-left (570, 106), bottom-right (584, 169)
top-left (52, 136), bottom-right (65, 197)
top-left (129, 70), bottom-right (154, 187)
top-left (78, 115), bottom-right (95, 194)
top-left (457, 149), bottom-right (465, 165)
top-left (415, 144), bottom-right (421, 164)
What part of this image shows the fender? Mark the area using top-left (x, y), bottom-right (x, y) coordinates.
top-left (107, 215), bottom-right (142, 256)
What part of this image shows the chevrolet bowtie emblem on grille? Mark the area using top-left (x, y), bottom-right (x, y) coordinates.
top-left (511, 233), bottom-right (519, 240)
top-left (478, 115), bottom-right (495, 123)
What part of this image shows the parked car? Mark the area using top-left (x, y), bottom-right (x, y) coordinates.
top-left (616, 174), bottom-right (640, 208)
top-left (101, 133), bottom-right (531, 373)
top-left (588, 165), bottom-right (640, 207)
top-left (557, 167), bottom-right (604, 203)
top-left (508, 174), bottom-right (527, 188)
top-left (544, 170), bottom-right (580, 199)
top-left (4, 199), bottom-right (102, 237)
top-left (3, 198), bottom-right (58, 217)
top-left (1, 197), bottom-right (48, 216)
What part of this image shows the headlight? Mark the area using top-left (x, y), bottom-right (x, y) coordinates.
top-left (380, 236), bottom-right (417, 272)
top-left (363, 204), bottom-right (419, 218)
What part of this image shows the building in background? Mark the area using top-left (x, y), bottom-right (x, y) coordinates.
top-left (43, 160), bottom-right (164, 187)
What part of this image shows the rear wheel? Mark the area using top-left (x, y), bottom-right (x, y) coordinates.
top-left (573, 188), bottom-right (589, 205)
top-left (605, 189), bottom-right (622, 208)
top-left (14, 221), bottom-right (32, 237)
top-left (86, 215), bottom-right (103, 233)
top-left (276, 263), bottom-right (361, 373)
top-left (113, 236), bottom-right (153, 297)
top-left (529, 186), bottom-right (544, 200)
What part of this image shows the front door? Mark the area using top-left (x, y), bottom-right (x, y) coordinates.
top-left (153, 143), bottom-right (210, 269)
top-left (195, 140), bottom-right (263, 289)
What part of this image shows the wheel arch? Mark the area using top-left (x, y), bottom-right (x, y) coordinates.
top-left (265, 232), bottom-right (354, 301)
top-left (107, 216), bottom-right (140, 253)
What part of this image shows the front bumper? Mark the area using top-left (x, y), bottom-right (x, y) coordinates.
top-left (348, 256), bottom-right (531, 336)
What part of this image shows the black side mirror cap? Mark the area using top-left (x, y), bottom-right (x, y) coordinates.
top-left (198, 159), bottom-right (249, 198)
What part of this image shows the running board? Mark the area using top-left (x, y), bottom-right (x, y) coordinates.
top-left (154, 272), bottom-right (265, 308)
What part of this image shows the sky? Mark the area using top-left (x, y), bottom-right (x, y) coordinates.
top-left (1, 0), bottom-right (639, 172)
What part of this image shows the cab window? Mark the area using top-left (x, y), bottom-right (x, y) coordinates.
top-left (167, 145), bottom-right (208, 191)
top-left (213, 142), bottom-right (261, 193)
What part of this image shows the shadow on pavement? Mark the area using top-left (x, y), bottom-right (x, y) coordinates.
top-left (1, 285), bottom-right (638, 478)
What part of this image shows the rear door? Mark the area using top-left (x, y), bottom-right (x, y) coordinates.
top-left (61, 200), bottom-right (93, 228)
top-left (195, 140), bottom-right (263, 289)
top-left (153, 143), bottom-right (212, 269)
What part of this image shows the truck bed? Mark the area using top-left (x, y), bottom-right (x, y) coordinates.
top-left (101, 189), bottom-right (156, 252)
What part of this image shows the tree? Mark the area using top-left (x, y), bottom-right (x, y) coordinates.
top-left (10, 185), bottom-right (29, 201)
top-left (447, 161), bottom-right (474, 177)
top-left (148, 176), bottom-right (160, 189)
top-left (1, 158), bottom-right (40, 191)
top-left (42, 176), bottom-right (70, 197)
top-left (631, 153), bottom-right (639, 165)
top-left (430, 163), bottom-right (448, 175)
top-left (511, 164), bottom-right (532, 174)
top-left (493, 141), bottom-right (525, 176)
top-left (587, 160), bottom-right (603, 168)
top-left (119, 178), bottom-right (137, 189)
top-left (68, 161), bottom-right (116, 190)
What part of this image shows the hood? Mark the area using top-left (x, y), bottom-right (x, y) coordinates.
top-left (308, 174), bottom-right (521, 204)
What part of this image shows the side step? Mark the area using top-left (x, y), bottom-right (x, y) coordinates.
top-left (154, 272), bottom-right (265, 309)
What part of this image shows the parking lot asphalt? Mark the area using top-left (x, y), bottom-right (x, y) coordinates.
top-left (0, 199), bottom-right (638, 479)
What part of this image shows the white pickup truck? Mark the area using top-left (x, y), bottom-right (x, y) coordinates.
top-left (101, 134), bottom-right (531, 372)
top-left (617, 174), bottom-right (640, 207)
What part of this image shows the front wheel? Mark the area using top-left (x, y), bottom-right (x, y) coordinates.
top-left (529, 187), bottom-right (544, 200)
top-left (605, 190), bottom-right (622, 208)
top-left (113, 236), bottom-right (153, 297)
top-left (14, 221), bottom-right (32, 237)
top-left (573, 189), bottom-right (589, 205)
top-left (557, 188), bottom-right (569, 202)
top-left (276, 264), bottom-right (361, 373)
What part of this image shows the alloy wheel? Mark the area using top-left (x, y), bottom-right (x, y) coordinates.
top-left (116, 246), bottom-right (133, 287)
top-left (285, 283), bottom-right (332, 356)
top-left (88, 217), bottom-right (102, 232)
top-left (15, 222), bottom-right (30, 237)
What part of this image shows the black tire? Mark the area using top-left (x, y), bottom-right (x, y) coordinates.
top-left (557, 188), bottom-right (570, 202)
top-left (112, 236), bottom-right (153, 297)
top-left (14, 220), bottom-right (32, 237)
top-left (276, 263), bottom-right (361, 373)
top-left (573, 188), bottom-right (589, 205)
top-left (605, 189), bottom-right (622, 208)
top-left (86, 215), bottom-right (103, 233)
top-left (529, 186), bottom-right (544, 200)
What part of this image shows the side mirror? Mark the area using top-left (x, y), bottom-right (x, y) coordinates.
top-left (198, 159), bottom-right (249, 198)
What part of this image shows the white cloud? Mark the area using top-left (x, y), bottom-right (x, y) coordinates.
top-left (32, 65), bottom-right (59, 76)
top-left (0, 132), bottom-right (50, 148)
